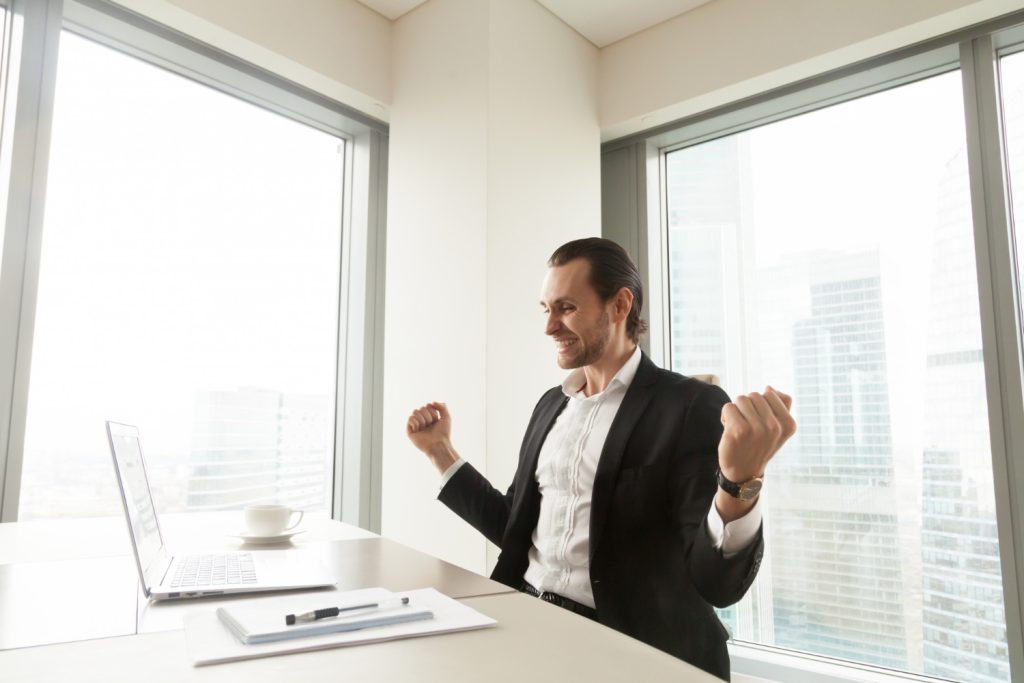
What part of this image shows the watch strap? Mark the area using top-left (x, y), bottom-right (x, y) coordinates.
top-left (716, 468), bottom-right (763, 500)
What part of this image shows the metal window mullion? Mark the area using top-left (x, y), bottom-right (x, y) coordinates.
top-left (960, 34), bottom-right (1024, 682)
top-left (334, 129), bottom-right (386, 533)
top-left (364, 130), bottom-right (387, 534)
top-left (0, 0), bottom-right (63, 522)
top-left (646, 141), bottom-right (669, 369)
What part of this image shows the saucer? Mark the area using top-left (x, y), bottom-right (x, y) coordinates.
top-left (230, 530), bottom-right (306, 545)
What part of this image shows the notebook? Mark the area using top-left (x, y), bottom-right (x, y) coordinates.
top-left (106, 421), bottom-right (336, 600)
top-left (217, 587), bottom-right (434, 644)
top-left (184, 587), bottom-right (497, 666)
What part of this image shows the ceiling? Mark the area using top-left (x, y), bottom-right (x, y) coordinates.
top-left (355, 0), bottom-right (714, 48)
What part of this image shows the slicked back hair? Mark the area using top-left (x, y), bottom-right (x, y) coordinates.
top-left (548, 237), bottom-right (649, 343)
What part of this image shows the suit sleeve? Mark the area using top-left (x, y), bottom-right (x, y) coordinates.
top-left (437, 461), bottom-right (514, 547)
top-left (435, 388), bottom-right (561, 550)
top-left (673, 383), bottom-right (764, 608)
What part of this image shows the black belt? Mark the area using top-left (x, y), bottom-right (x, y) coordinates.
top-left (521, 582), bottom-right (597, 620)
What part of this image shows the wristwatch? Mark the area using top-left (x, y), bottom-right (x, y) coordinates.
top-left (716, 468), bottom-right (763, 501)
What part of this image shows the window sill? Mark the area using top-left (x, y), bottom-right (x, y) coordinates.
top-left (730, 641), bottom-right (953, 683)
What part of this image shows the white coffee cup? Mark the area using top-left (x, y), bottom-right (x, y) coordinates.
top-left (244, 504), bottom-right (304, 537)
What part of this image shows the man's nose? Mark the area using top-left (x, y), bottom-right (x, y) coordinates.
top-left (545, 313), bottom-right (561, 336)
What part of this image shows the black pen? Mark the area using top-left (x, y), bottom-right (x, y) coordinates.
top-left (286, 596), bottom-right (410, 625)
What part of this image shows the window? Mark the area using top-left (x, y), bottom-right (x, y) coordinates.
top-left (0, 0), bottom-right (386, 526)
top-left (664, 70), bottom-right (1009, 682)
top-left (15, 31), bottom-right (344, 518)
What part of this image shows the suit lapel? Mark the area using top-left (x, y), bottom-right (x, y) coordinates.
top-left (589, 354), bottom-right (659, 561)
top-left (508, 391), bottom-right (568, 537)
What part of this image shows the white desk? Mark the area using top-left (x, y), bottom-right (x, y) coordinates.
top-left (0, 514), bottom-right (721, 682)
top-left (137, 537), bottom-right (517, 633)
top-left (0, 513), bottom-right (509, 648)
top-left (0, 593), bottom-right (719, 683)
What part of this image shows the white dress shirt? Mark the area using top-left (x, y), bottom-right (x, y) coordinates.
top-left (440, 345), bottom-right (762, 608)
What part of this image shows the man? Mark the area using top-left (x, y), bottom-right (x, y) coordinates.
top-left (406, 237), bottom-right (795, 681)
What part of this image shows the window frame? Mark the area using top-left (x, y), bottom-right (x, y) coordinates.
top-left (602, 10), bottom-right (1024, 683)
top-left (0, 0), bottom-right (388, 531)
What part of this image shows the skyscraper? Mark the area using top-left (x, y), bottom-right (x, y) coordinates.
top-left (919, 146), bottom-right (1009, 682)
top-left (767, 251), bottom-right (908, 668)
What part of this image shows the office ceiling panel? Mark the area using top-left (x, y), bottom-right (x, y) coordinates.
top-left (536, 0), bottom-right (713, 47)
top-left (357, 0), bottom-right (429, 21)
top-left (356, 0), bottom-right (714, 46)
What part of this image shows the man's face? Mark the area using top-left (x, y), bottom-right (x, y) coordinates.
top-left (540, 258), bottom-right (612, 369)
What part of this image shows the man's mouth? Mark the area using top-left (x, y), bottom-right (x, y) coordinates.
top-left (556, 338), bottom-right (578, 351)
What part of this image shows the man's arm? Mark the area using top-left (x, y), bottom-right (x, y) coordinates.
top-left (676, 384), bottom-right (795, 607)
top-left (669, 384), bottom-right (756, 607)
top-left (437, 461), bottom-right (514, 547)
top-left (406, 402), bottom-right (513, 547)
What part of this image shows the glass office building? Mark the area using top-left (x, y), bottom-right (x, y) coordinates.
top-left (919, 147), bottom-right (1009, 682)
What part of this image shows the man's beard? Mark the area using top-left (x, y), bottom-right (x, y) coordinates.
top-left (561, 311), bottom-right (611, 369)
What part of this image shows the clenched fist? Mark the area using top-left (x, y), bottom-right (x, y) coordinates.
top-left (406, 402), bottom-right (460, 474)
top-left (715, 386), bottom-right (796, 521)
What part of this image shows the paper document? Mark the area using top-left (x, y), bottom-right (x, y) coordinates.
top-left (217, 588), bottom-right (434, 644)
top-left (184, 587), bottom-right (497, 666)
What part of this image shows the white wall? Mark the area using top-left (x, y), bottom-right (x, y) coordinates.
top-left (113, 0), bottom-right (392, 122)
top-left (381, 0), bottom-right (491, 571)
top-left (382, 0), bottom-right (599, 572)
top-left (599, 0), bottom-right (1024, 141)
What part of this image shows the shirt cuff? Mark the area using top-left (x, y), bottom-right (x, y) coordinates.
top-left (706, 495), bottom-right (763, 558)
top-left (439, 458), bottom-right (466, 490)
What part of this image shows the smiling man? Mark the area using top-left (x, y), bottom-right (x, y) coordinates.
top-left (406, 237), bottom-right (795, 681)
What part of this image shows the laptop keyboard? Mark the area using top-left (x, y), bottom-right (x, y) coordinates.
top-left (169, 553), bottom-right (258, 588)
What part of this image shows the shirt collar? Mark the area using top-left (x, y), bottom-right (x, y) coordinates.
top-left (561, 345), bottom-right (643, 398)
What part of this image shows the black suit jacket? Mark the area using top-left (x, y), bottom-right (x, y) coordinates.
top-left (438, 353), bottom-right (763, 681)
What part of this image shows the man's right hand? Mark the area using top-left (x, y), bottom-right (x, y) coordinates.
top-left (406, 402), bottom-right (460, 475)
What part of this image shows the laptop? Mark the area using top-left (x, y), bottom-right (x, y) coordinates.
top-left (106, 421), bottom-right (336, 600)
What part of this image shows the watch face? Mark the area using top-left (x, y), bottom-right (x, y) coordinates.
top-left (739, 479), bottom-right (763, 501)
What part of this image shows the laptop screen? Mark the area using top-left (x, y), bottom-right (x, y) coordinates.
top-left (107, 422), bottom-right (164, 579)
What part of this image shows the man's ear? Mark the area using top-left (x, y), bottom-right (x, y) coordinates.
top-left (613, 287), bottom-right (634, 323)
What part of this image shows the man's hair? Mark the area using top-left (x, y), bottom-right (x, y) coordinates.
top-left (548, 237), bottom-right (649, 343)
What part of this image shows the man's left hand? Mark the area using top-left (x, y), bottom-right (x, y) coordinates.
top-left (716, 386), bottom-right (795, 520)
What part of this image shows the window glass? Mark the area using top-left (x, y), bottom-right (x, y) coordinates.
top-left (666, 71), bottom-right (1009, 682)
top-left (18, 32), bottom-right (343, 518)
